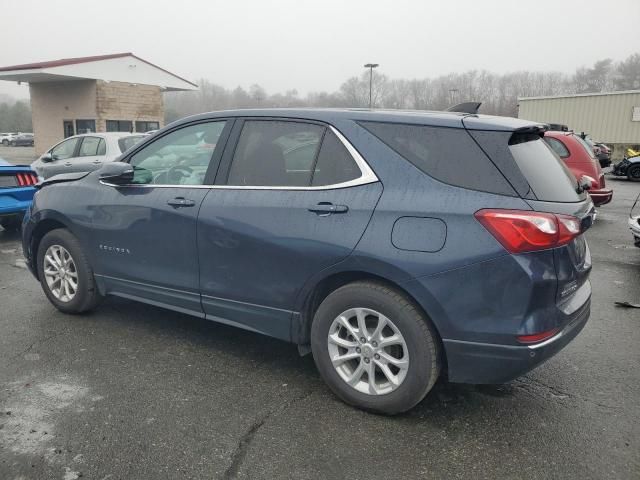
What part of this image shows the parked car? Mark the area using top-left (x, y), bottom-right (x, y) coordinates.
top-left (22, 109), bottom-right (594, 414)
top-left (579, 135), bottom-right (610, 169)
top-left (31, 132), bottom-right (147, 179)
top-left (0, 132), bottom-right (19, 146)
top-left (0, 158), bottom-right (38, 231)
top-left (593, 142), bottom-right (612, 168)
top-left (10, 133), bottom-right (34, 147)
top-left (612, 148), bottom-right (640, 181)
top-left (544, 131), bottom-right (613, 206)
top-left (546, 123), bottom-right (569, 132)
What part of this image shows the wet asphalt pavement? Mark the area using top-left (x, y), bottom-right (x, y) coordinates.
top-left (0, 176), bottom-right (638, 480)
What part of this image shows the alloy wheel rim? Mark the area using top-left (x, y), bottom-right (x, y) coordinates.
top-left (43, 245), bottom-right (78, 302)
top-left (327, 308), bottom-right (409, 395)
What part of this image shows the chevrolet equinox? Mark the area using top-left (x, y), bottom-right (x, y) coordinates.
top-left (22, 109), bottom-right (594, 414)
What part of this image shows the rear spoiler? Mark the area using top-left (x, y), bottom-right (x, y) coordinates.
top-left (447, 102), bottom-right (482, 114)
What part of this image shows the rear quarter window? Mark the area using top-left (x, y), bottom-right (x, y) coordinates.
top-left (359, 121), bottom-right (516, 196)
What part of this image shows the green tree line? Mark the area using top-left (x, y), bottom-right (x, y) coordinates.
top-left (0, 100), bottom-right (32, 132)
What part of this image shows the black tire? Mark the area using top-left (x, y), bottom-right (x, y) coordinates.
top-left (0, 215), bottom-right (22, 231)
top-left (627, 165), bottom-right (640, 182)
top-left (1, 139), bottom-right (7, 146)
top-left (311, 281), bottom-right (441, 414)
top-left (36, 228), bottom-right (102, 314)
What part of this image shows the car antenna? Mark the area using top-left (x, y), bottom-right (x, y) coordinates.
top-left (446, 102), bottom-right (482, 114)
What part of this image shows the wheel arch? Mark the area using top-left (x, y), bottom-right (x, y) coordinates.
top-left (28, 217), bottom-right (72, 280)
top-left (296, 269), bottom-right (449, 375)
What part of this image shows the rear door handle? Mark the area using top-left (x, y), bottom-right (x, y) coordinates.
top-left (308, 202), bottom-right (349, 215)
top-left (167, 197), bottom-right (196, 208)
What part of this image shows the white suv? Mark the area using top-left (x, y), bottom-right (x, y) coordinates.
top-left (0, 132), bottom-right (19, 145)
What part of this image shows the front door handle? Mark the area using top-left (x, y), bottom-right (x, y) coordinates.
top-left (64, 162), bottom-right (72, 167)
top-left (308, 202), bottom-right (349, 215)
top-left (167, 197), bottom-right (196, 208)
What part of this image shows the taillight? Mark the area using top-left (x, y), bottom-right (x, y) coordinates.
top-left (475, 209), bottom-right (581, 254)
top-left (15, 172), bottom-right (37, 186)
top-left (517, 327), bottom-right (560, 344)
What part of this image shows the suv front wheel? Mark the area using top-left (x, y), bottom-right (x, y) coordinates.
top-left (37, 229), bottom-right (102, 313)
top-left (311, 281), bottom-right (441, 414)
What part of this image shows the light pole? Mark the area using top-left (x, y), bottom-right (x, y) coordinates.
top-left (364, 63), bottom-right (379, 108)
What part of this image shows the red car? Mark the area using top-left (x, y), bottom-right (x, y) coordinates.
top-left (543, 131), bottom-right (613, 206)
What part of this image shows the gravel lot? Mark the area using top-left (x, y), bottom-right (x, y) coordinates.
top-left (0, 171), bottom-right (638, 479)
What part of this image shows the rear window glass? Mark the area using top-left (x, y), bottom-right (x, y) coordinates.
top-left (118, 135), bottom-right (146, 153)
top-left (574, 135), bottom-right (597, 159)
top-left (509, 134), bottom-right (582, 202)
top-left (359, 122), bottom-right (515, 196)
top-left (543, 137), bottom-right (570, 158)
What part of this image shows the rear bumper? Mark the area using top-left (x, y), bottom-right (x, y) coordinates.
top-left (589, 188), bottom-right (613, 206)
top-left (0, 186), bottom-right (35, 216)
top-left (444, 295), bottom-right (590, 384)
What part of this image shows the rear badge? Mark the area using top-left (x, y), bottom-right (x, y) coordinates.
top-left (560, 281), bottom-right (578, 298)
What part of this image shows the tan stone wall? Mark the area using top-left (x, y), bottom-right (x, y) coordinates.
top-left (29, 80), bottom-right (97, 155)
top-left (95, 81), bottom-right (164, 133)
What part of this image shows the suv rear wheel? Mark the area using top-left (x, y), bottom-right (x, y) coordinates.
top-left (311, 281), bottom-right (440, 414)
top-left (627, 164), bottom-right (640, 182)
top-left (37, 229), bottom-right (102, 313)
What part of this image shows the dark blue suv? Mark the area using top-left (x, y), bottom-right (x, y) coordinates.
top-left (22, 109), bottom-right (593, 414)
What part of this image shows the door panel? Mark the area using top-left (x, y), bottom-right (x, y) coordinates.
top-left (86, 120), bottom-right (231, 315)
top-left (197, 183), bottom-right (383, 340)
top-left (88, 184), bottom-right (209, 315)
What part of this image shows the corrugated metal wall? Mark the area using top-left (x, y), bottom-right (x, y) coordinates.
top-left (517, 91), bottom-right (640, 144)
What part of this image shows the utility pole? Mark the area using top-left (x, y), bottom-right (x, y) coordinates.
top-left (364, 63), bottom-right (379, 108)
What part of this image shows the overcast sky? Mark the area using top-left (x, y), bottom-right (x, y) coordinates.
top-left (1, 0), bottom-right (639, 99)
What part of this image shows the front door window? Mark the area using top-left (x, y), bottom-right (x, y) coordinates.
top-left (129, 121), bottom-right (227, 185)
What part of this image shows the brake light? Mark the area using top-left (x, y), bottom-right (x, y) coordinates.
top-left (517, 327), bottom-right (560, 344)
top-left (15, 172), bottom-right (37, 186)
top-left (475, 209), bottom-right (581, 253)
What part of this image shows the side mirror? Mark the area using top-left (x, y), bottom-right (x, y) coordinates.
top-left (41, 153), bottom-right (53, 163)
top-left (99, 162), bottom-right (134, 186)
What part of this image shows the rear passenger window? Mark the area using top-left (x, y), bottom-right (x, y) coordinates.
top-left (78, 137), bottom-right (105, 157)
top-left (227, 121), bottom-right (324, 187)
top-left (312, 131), bottom-right (360, 186)
top-left (544, 137), bottom-right (570, 158)
top-left (359, 121), bottom-right (515, 196)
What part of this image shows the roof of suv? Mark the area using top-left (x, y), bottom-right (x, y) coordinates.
top-left (175, 108), bottom-right (544, 132)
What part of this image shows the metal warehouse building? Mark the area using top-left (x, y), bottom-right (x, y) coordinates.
top-left (518, 90), bottom-right (640, 159)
